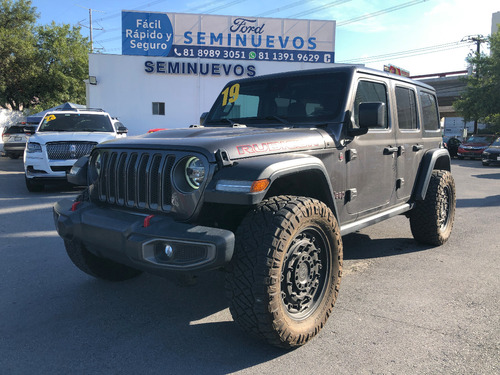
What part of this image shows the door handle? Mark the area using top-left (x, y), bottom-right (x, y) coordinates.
top-left (384, 146), bottom-right (398, 155)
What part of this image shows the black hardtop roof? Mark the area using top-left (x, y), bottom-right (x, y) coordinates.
top-left (227, 65), bottom-right (435, 92)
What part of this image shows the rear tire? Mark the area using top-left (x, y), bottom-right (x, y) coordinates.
top-left (64, 239), bottom-right (142, 281)
top-left (226, 196), bottom-right (342, 348)
top-left (410, 170), bottom-right (456, 246)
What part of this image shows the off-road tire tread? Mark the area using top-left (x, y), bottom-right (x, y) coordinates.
top-left (410, 170), bottom-right (456, 246)
top-left (225, 195), bottom-right (342, 348)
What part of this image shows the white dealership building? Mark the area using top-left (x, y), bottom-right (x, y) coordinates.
top-left (86, 11), bottom-right (337, 135)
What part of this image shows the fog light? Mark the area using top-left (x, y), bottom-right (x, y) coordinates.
top-left (164, 245), bottom-right (174, 258)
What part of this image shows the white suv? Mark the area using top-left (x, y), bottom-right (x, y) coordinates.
top-left (24, 108), bottom-right (127, 192)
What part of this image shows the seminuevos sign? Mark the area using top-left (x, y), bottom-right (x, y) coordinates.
top-left (122, 11), bottom-right (336, 64)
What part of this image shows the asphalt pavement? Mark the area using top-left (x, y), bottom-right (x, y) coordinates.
top-left (0, 156), bottom-right (499, 374)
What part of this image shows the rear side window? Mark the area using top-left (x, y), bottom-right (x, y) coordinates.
top-left (395, 87), bottom-right (418, 130)
top-left (3, 125), bottom-right (25, 134)
top-left (419, 92), bottom-right (440, 131)
top-left (354, 80), bottom-right (388, 128)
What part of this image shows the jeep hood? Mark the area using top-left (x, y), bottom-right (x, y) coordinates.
top-left (30, 132), bottom-right (118, 144)
top-left (96, 127), bottom-right (335, 162)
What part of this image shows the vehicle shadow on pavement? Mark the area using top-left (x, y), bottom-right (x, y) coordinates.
top-left (456, 194), bottom-right (500, 208)
top-left (342, 232), bottom-right (431, 260)
top-left (5, 265), bottom-right (288, 374)
top-left (472, 171), bottom-right (500, 180)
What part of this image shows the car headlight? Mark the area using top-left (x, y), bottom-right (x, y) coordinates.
top-left (26, 142), bottom-right (42, 153)
top-left (184, 156), bottom-right (205, 189)
top-left (173, 156), bottom-right (206, 192)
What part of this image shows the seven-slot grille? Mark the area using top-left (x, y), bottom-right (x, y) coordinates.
top-left (96, 150), bottom-right (176, 211)
top-left (47, 141), bottom-right (97, 160)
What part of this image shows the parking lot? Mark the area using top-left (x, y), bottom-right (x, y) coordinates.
top-left (1, 156), bottom-right (499, 374)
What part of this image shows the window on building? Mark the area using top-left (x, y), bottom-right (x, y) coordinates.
top-left (395, 86), bottom-right (418, 130)
top-left (152, 102), bottom-right (165, 115)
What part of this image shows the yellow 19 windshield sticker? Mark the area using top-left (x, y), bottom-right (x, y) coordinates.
top-left (46, 114), bottom-right (56, 122)
top-left (221, 83), bottom-right (240, 106)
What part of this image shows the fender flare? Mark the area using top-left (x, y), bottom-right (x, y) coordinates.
top-left (204, 154), bottom-right (339, 216)
top-left (413, 148), bottom-right (451, 201)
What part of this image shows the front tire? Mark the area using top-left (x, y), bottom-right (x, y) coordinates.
top-left (25, 177), bottom-right (44, 192)
top-left (226, 196), bottom-right (343, 348)
top-left (64, 239), bottom-right (142, 281)
top-left (410, 170), bottom-right (456, 246)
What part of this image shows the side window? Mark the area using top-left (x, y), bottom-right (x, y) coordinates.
top-left (419, 92), bottom-right (440, 131)
top-left (395, 86), bottom-right (418, 130)
top-left (354, 80), bottom-right (388, 128)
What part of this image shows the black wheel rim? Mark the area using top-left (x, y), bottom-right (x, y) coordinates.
top-left (438, 185), bottom-right (451, 230)
top-left (281, 226), bottom-right (330, 320)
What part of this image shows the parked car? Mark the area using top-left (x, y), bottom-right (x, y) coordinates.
top-left (24, 108), bottom-right (127, 192)
top-left (481, 137), bottom-right (500, 166)
top-left (2, 124), bottom-right (29, 159)
top-left (457, 135), bottom-right (497, 159)
top-left (443, 136), bottom-right (461, 158)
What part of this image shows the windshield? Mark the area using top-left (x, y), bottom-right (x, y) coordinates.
top-left (205, 72), bottom-right (348, 127)
top-left (466, 135), bottom-right (495, 143)
top-left (39, 113), bottom-right (113, 132)
top-left (490, 137), bottom-right (500, 146)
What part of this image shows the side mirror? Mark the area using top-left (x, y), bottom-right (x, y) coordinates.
top-left (200, 112), bottom-right (208, 125)
top-left (67, 156), bottom-right (89, 186)
top-left (359, 102), bottom-right (386, 128)
top-left (117, 125), bottom-right (128, 134)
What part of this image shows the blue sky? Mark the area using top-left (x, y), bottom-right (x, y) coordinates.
top-left (33, 0), bottom-right (499, 76)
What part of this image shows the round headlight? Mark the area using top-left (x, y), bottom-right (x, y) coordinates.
top-left (184, 156), bottom-right (205, 189)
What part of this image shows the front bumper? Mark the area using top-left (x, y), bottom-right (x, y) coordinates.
top-left (4, 142), bottom-right (26, 152)
top-left (54, 199), bottom-right (235, 275)
top-left (482, 153), bottom-right (500, 165)
top-left (457, 149), bottom-right (484, 158)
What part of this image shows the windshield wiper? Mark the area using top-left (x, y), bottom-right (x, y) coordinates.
top-left (265, 115), bottom-right (291, 126)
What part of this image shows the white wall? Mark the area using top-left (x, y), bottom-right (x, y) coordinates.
top-left (88, 54), bottom-right (334, 135)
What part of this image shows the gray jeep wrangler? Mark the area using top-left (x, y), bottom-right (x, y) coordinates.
top-left (54, 66), bottom-right (456, 348)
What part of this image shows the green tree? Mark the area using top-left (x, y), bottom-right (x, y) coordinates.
top-left (32, 23), bottom-right (91, 112)
top-left (454, 32), bottom-right (500, 134)
top-left (0, 0), bottom-right (90, 112)
top-left (0, 0), bottom-right (39, 110)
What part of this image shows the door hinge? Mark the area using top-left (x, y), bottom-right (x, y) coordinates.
top-left (346, 188), bottom-right (357, 202)
top-left (396, 178), bottom-right (405, 189)
top-left (346, 149), bottom-right (358, 162)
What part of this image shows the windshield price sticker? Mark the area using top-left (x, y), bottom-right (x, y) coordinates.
top-left (221, 84), bottom-right (240, 106)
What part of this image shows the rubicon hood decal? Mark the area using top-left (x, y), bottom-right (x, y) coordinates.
top-left (236, 138), bottom-right (323, 155)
